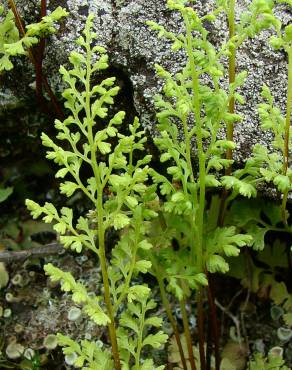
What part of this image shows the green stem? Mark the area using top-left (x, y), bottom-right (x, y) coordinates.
top-left (227, 0), bottom-right (236, 167)
top-left (84, 44), bottom-right (121, 370)
top-left (183, 9), bottom-right (204, 275)
top-left (151, 258), bottom-right (188, 370)
top-left (182, 115), bottom-right (195, 183)
top-left (184, 12), bottom-right (206, 369)
top-left (97, 205), bottom-right (121, 370)
top-left (281, 47), bottom-right (292, 224)
top-left (180, 298), bottom-right (197, 370)
top-left (257, 219), bottom-right (292, 233)
top-left (114, 224), bottom-right (140, 310)
top-left (218, 0), bottom-right (236, 227)
top-left (135, 302), bottom-right (146, 367)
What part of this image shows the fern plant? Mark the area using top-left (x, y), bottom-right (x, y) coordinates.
top-left (0, 5), bottom-right (68, 72)
top-left (225, 1), bottom-right (292, 227)
top-left (217, 0), bottom-right (279, 167)
top-left (0, 4), bottom-right (19, 71)
top-left (247, 352), bottom-right (290, 370)
top-left (26, 14), bottom-right (167, 369)
top-left (0, 3), bottom-right (67, 118)
top-left (224, 3), bottom-right (292, 274)
top-left (255, 16), bottom-right (291, 225)
top-left (146, 0), bottom-right (282, 369)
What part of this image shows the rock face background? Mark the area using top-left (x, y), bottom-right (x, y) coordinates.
top-left (1, 0), bottom-right (291, 162)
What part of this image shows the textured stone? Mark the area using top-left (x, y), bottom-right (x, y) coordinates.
top-left (1, 0), bottom-right (291, 162)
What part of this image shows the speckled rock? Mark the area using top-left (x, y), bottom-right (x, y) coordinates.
top-left (1, 0), bottom-right (291, 162)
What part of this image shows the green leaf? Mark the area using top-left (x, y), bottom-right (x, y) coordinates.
top-left (206, 255), bottom-right (229, 273)
top-left (246, 224), bottom-right (267, 251)
top-left (160, 152), bottom-right (172, 162)
top-left (273, 174), bottom-right (290, 193)
top-left (205, 175), bottom-right (220, 187)
top-left (283, 313), bottom-right (292, 327)
top-left (44, 6), bottom-right (69, 21)
top-left (134, 260), bottom-right (152, 273)
top-left (60, 236), bottom-right (83, 252)
top-left (222, 245), bottom-right (241, 257)
top-left (54, 221), bottom-right (67, 235)
top-left (277, 0), bottom-right (292, 5)
top-left (206, 226), bottom-right (252, 256)
top-left (109, 174), bottom-right (131, 187)
top-left (270, 35), bottom-right (284, 49)
top-left (138, 240), bottom-right (153, 250)
top-left (194, 273), bottom-right (208, 286)
top-left (171, 192), bottom-right (185, 202)
top-left (128, 285), bottom-right (150, 302)
top-left (0, 55), bottom-right (13, 71)
top-left (0, 263), bottom-right (9, 289)
top-left (227, 199), bottom-right (261, 227)
top-left (25, 199), bottom-right (43, 219)
top-left (60, 181), bottom-right (80, 197)
top-left (113, 213), bottom-right (130, 230)
top-left (284, 24), bottom-right (292, 42)
top-left (0, 186), bottom-right (13, 203)
top-left (126, 196), bottom-right (138, 208)
top-left (145, 317), bottom-right (163, 327)
top-left (98, 141), bottom-right (111, 154)
top-left (44, 263), bottom-right (110, 326)
top-left (120, 312), bottom-right (139, 333)
top-left (221, 176), bottom-right (257, 198)
top-left (106, 126), bottom-right (117, 137)
top-left (139, 359), bottom-right (155, 370)
top-left (109, 111), bottom-right (125, 125)
top-left (270, 282), bottom-right (289, 305)
top-left (142, 331), bottom-right (168, 349)
top-left (56, 168), bottom-right (69, 178)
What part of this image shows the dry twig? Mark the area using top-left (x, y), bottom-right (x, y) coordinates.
top-left (0, 242), bottom-right (64, 263)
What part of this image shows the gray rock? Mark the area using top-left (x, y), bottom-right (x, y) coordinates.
top-left (1, 0), bottom-right (291, 162)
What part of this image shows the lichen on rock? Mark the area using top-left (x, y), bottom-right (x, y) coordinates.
top-left (1, 0), bottom-right (291, 163)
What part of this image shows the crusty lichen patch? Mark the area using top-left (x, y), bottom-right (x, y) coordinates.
top-left (0, 252), bottom-right (107, 353)
top-left (1, 0), bottom-right (291, 163)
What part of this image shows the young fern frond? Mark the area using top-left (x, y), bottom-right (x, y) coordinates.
top-left (57, 335), bottom-right (114, 369)
top-left (117, 288), bottom-right (167, 370)
top-left (247, 352), bottom-right (290, 370)
top-left (236, 9), bottom-right (292, 225)
top-left (0, 5), bottom-right (67, 72)
top-left (0, 5), bottom-right (19, 71)
top-left (147, 1), bottom-right (280, 368)
top-left (26, 14), bottom-right (167, 369)
top-left (147, 0), bottom-right (252, 288)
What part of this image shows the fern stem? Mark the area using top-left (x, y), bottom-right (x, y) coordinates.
top-left (8, 0), bottom-right (64, 120)
top-left (207, 275), bottom-right (220, 370)
top-left (180, 298), bottom-right (197, 370)
top-left (114, 223), bottom-right (140, 310)
top-left (35, 0), bottom-right (46, 104)
top-left (151, 258), bottom-right (188, 370)
top-left (182, 115), bottom-right (195, 183)
top-left (84, 44), bottom-right (121, 370)
top-left (281, 47), bottom-right (292, 224)
top-left (135, 302), bottom-right (146, 367)
top-left (97, 207), bottom-right (121, 370)
top-left (184, 12), bottom-right (207, 370)
top-left (218, 0), bottom-right (236, 226)
top-left (183, 5), bottom-right (204, 280)
top-left (197, 288), bottom-right (206, 370)
top-left (226, 0), bottom-right (236, 167)
top-left (8, 0), bottom-right (26, 36)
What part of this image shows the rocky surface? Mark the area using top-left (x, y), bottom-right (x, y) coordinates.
top-left (1, 0), bottom-right (291, 162)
